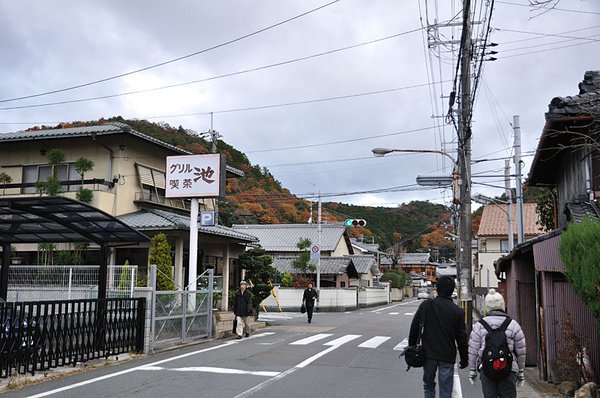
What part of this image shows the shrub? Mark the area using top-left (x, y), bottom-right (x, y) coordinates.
top-left (281, 272), bottom-right (294, 287)
top-left (149, 233), bottom-right (174, 291)
top-left (76, 187), bottom-right (93, 203)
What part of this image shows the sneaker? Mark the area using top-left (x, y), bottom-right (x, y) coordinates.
top-left (236, 335), bottom-right (243, 340)
top-left (245, 333), bottom-right (249, 338)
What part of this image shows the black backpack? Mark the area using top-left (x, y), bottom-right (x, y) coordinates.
top-left (479, 317), bottom-right (514, 380)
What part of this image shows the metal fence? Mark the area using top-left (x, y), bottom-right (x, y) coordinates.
top-left (6, 265), bottom-right (138, 302)
top-left (0, 298), bottom-right (145, 378)
top-left (150, 267), bottom-right (214, 350)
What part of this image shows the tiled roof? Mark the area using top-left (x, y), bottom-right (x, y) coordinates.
top-left (397, 252), bottom-right (431, 265)
top-left (350, 238), bottom-right (380, 253)
top-left (271, 256), bottom-right (356, 275)
top-left (566, 202), bottom-right (600, 223)
top-left (476, 203), bottom-right (544, 237)
top-left (344, 255), bottom-right (376, 274)
top-left (118, 209), bottom-right (257, 242)
top-left (548, 71), bottom-right (600, 117)
top-left (231, 223), bottom-right (348, 252)
top-left (0, 122), bottom-right (244, 177)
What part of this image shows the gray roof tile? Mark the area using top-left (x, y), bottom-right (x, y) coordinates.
top-left (231, 223), bottom-right (348, 252)
top-left (565, 201), bottom-right (600, 223)
top-left (271, 256), bottom-right (355, 275)
top-left (345, 255), bottom-right (376, 273)
top-left (118, 209), bottom-right (257, 242)
top-left (397, 253), bottom-right (431, 265)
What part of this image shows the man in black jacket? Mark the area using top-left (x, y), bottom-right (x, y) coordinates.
top-left (302, 282), bottom-right (318, 323)
top-left (233, 280), bottom-right (253, 339)
top-left (409, 276), bottom-right (468, 398)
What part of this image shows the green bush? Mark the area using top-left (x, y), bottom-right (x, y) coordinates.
top-left (281, 272), bottom-right (294, 287)
top-left (381, 270), bottom-right (408, 289)
top-left (76, 187), bottom-right (93, 203)
top-left (149, 233), bottom-right (175, 291)
top-left (559, 217), bottom-right (600, 328)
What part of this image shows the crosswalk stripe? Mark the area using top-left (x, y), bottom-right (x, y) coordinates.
top-left (357, 336), bottom-right (391, 348)
top-left (290, 333), bottom-right (333, 345)
top-left (324, 334), bottom-right (362, 346)
top-left (393, 337), bottom-right (409, 351)
top-left (389, 312), bottom-right (399, 315)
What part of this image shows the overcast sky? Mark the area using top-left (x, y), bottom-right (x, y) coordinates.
top-left (1, 0), bottom-right (598, 208)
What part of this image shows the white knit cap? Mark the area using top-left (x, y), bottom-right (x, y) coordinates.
top-left (485, 288), bottom-right (505, 311)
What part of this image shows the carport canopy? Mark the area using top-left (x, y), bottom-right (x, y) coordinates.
top-left (0, 196), bottom-right (150, 300)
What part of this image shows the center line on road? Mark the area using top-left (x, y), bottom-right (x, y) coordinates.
top-left (370, 303), bottom-right (402, 313)
top-left (172, 366), bottom-right (280, 377)
top-left (404, 312), bottom-right (414, 316)
top-left (389, 312), bottom-right (399, 315)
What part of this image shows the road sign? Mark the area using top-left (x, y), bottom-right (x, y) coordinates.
top-left (200, 211), bottom-right (215, 226)
top-left (310, 245), bottom-right (320, 261)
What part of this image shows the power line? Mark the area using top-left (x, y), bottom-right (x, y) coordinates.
top-left (246, 126), bottom-right (435, 153)
top-left (496, 0), bottom-right (600, 15)
top-left (496, 27), bottom-right (600, 42)
top-left (501, 25), bottom-right (600, 45)
top-left (0, 0), bottom-right (341, 104)
top-left (0, 29), bottom-right (423, 111)
top-left (500, 38), bottom-right (599, 59)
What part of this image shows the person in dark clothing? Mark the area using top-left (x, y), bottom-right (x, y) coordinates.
top-left (233, 280), bottom-right (253, 339)
top-left (409, 276), bottom-right (469, 398)
top-left (302, 282), bottom-right (318, 323)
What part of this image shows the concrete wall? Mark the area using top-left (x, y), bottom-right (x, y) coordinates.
top-left (261, 286), bottom-right (358, 312)
top-left (134, 287), bottom-right (154, 354)
top-left (390, 288), bottom-right (403, 302)
top-left (357, 285), bottom-right (389, 307)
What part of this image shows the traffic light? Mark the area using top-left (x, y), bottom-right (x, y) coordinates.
top-left (344, 219), bottom-right (367, 227)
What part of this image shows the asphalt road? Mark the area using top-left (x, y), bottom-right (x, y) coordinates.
top-left (3, 300), bottom-right (485, 398)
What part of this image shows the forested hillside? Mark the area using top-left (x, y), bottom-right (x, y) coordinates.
top-left (29, 118), bottom-right (454, 254)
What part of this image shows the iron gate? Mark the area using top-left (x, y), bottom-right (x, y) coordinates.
top-left (150, 267), bottom-right (214, 350)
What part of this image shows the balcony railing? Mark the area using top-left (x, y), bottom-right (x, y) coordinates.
top-left (0, 179), bottom-right (114, 196)
top-left (134, 191), bottom-right (191, 210)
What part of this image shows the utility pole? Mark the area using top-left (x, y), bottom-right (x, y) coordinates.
top-left (316, 193), bottom-right (322, 311)
top-left (505, 159), bottom-right (514, 251)
top-left (513, 115), bottom-right (525, 244)
top-left (458, 0), bottom-right (473, 330)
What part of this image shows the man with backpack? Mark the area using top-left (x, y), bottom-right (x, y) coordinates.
top-left (468, 288), bottom-right (527, 397)
top-left (409, 276), bottom-right (469, 398)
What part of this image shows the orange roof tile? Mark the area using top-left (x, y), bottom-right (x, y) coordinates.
top-left (476, 203), bottom-right (544, 237)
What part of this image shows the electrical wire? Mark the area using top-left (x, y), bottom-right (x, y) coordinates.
top-left (496, 0), bottom-right (600, 15)
top-left (0, 0), bottom-right (342, 104)
top-left (0, 29), bottom-right (423, 111)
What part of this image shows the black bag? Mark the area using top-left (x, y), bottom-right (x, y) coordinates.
top-left (232, 318), bottom-right (237, 334)
top-left (300, 303), bottom-right (306, 314)
top-left (479, 317), bottom-right (514, 380)
top-left (401, 300), bottom-right (428, 369)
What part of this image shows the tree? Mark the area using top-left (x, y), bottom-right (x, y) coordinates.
top-left (117, 260), bottom-right (132, 291)
top-left (381, 270), bottom-right (408, 289)
top-left (149, 233), bottom-right (174, 291)
top-left (238, 247), bottom-right (276, 312)
top-left (74, 157), bottom-right (95, 185)
top-left (0, 172), bottom-right (12, 195)
top-left (535, 187), bottom-right (557, 232)
top-left (36, 148), bottom-right (65, 196)
top-left (559, 217), bottom-right (600, 328)
top-left (291, 238), bottom-right (316, 276)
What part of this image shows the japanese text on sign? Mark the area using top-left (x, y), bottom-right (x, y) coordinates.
top-left (166, 154), bottom-right (225, 198)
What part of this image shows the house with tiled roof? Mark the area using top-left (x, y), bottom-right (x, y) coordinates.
top-left (231, 223), bottom-right (353, 257)
top-left (271, 256), bottom-right (359, 288)
top-left (0, 122), bottom-right (256, 310)
top-left (475, 203), bottom-right (543, 288)
top-left (494, 71), bottom-right (600, 382)
top-left (349, 237), bottom-right (392, 271)
top-left (397, 252), bottom-right (437, 283)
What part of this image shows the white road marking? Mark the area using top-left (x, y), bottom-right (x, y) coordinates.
top-left (23, 341), bottom-right (238, 398)
top-left (453, 365), bottom-right (463, 398)
top-left (296, 335), bottom-right (361, 368)
top-left (404, 312), bottom-right (415, 316)
top-left (393, 337), bottom-right (409, 351)
top-left (323, 334), bottom-right (362, 346)
top-left (357, 336), bottom-right (391, 349)
top-left (171, 366), bottom-right (280, 377)
top-left (290, 333), bottom-right (333, 345)
top-left (389, 312), bottom-right (399, 315)
top-left (233, 367), bottom-right (298, 398)
top-left (370, 303), bottom-right (402, 313)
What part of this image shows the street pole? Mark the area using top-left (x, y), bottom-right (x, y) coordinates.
top-left (458, 0), bottom-right (473, 330)
top-left (316, 192), bottom-right (322, 310)
top-left (513, 115), bottom-right (525, 244)
top-left (505, 159), bottom-right (514, 251)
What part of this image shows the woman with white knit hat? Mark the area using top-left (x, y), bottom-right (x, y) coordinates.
top-left (467, 288), bottom-right (527, 398)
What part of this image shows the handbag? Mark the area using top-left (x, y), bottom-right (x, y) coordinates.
top-left (401, 300), bottom-right (428, 370)
top-left (300, 303), bottom-right (306, 314)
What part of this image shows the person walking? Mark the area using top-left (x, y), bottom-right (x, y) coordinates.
top-left (233, 280), bottom-right (253, 339)
top-left (468, 288), bottom-right (526, 398)
top-left (409, 275), bottom-right (469, 398)
top-left (302, 282), bottom-right (318, 323)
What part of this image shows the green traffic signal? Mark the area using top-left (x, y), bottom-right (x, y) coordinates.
top-left (344, 219), bottom-right (367, 227)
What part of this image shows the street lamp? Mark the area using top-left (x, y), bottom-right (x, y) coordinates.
top-left (371, 148), bottom-right (459, 204)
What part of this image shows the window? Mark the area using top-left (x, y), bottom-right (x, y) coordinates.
top-left (136, 164), bottom-right (166, 203)
top-left (22, 163), bottom-right (77, 193)
top-left (500, 239), bottom-right (510, 252)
